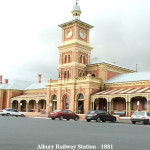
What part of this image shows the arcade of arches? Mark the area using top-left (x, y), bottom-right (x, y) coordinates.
top-left (10, 93), bottom-right (150, 116)
top-left (11, 99), bottom-right (46, 112)
top-left (91, 95), bottom-right (150, 116)
top-left (11, 93), bottom-right (86, 114)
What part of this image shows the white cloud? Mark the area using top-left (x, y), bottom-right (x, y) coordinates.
top-left (0, 0), bottom-right (150, 82)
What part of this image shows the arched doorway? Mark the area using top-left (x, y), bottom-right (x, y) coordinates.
top-left (29, 100), bottom-right (36, 112)
top-left (94, 98), bottom-right (107, 110)
top-left (38, 100), bottom-right (46, 112)
top-left (20, 100), bottom-right (26, 112)
top-left (130, 96), bottom-right (147, 114)
top-left (52, 95), bottom-right (57, 111)
top-left (77, 93), bottom-right (84, 114)
top-left (62, 95), bottom-right (70, 109)
top-left (12, 100), bottom-right (18, 110)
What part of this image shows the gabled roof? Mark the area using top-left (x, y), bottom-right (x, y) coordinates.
top-left (0, 84), bottom-right (9, 89)
top-left (5, 80), bottom-right (33, 90)
top-left (25, 82), bottom-right (47, 90)
top-left (89, 60), bottom-right (133, 71)
top-left (105, 71), bottom-right (150, 84)
top-left (0, 80), bottom-right (47, 90)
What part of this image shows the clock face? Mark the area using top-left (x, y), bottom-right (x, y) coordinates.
top-left (79, 30), bottom-right (86, 39)
top-left (66, 29), bottom-right (73, 38)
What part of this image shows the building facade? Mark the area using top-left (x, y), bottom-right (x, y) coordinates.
top-left (0, 3), bottom-right (150, 116)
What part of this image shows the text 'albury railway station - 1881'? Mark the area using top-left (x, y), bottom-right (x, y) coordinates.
top-left (0, 2), bottom-right (150, 117)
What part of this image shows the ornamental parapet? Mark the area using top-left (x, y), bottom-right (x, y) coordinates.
top-left (58, 39), bottom-right (93, 51)
top-left (106, 80), bottom-right (150, 88)
top-left (47, 76), bottom-right (101, 86)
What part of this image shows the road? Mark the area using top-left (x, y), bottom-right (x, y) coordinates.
top-left (0, 116), bottom-right (149, 150)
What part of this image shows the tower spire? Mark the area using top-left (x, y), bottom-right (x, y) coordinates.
top-left (72, 0), bottom-right (81, 20)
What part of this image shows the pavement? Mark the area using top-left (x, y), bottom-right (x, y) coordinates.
top-left (0, 116), bottom-right (149, 150)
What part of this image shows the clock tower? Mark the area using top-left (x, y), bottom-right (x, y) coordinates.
top-left (58, 2), bottom-right (93, 79)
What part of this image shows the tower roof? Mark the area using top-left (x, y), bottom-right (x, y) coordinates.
top-left (58, 19), bottom-right (93, 29)
top-left (58, 1), bottom-right (93, 29)
top-left (72, 1), bottom-right (81, 20)
top-left (72, 4), bottom-right (81, 12)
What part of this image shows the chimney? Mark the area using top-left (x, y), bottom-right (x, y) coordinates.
top-left (0, 75), bottom-right (2, 84)
top-left (4, 79), bottom-right (9, 84)
top-left (38, 74), bottom-right (42, 83)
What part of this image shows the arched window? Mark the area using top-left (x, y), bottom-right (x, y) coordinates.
top-left (65, 55), bottom-right (67, 63)
top-left (83, 56), bottom-right (85, 64)
top-left (78, 94), bottom-right (84, 100)
top-left (77, 93), bottom-right (84, 114)
top-left (92, 74), bottom-right (96, 77)
top-left (64, 71), bottom-right (67, 78)
top-left (67, 71), bottom-right (69, 78)
top-left (65, 96), bottom-right (70, 109)
top-left (68, 55), bottom-right (70, 63)
top-left (80, 55), bottom-right (82, 63)
top-left (80, 72), bottom-right (82, 77)
top-left (80, 72), bottom-right (85, 77)
top-left (53, 95), bottom-right (57, 101)
top-left (52, 95), bottom-right (57, 111)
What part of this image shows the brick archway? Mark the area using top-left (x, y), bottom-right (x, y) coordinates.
top-left (94, 98), bottom-right (107, 110)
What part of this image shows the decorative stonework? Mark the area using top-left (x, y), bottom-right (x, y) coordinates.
top-left (106, 81), bottom-right (150, 88)
top-left (58, 20), bottom-right (93, 30)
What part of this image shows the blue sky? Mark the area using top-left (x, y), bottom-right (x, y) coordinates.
top-left (0, 0), bottom-right (150, 82)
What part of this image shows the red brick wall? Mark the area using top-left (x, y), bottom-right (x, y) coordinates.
top-left (23, 91), bottom-right (47, 95)
top-left (107, 71), bottom-right (120, 80)
top-left (92, 89), bottom-right (100, 94)
top-left (3, 92), bottom-right (8, 108)
top-left (12, 92), bottom-right (22, 97)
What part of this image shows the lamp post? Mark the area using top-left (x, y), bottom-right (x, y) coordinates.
top-left (50, 103), bottom-right (52, 112)
top-left (20, 103), bottom-right (22, 111)
top-left (137, 101), bottom-right (140, 111)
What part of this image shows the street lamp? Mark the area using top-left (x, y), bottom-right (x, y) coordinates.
top-left (137, 101), bottom-right (140, 111)
top-left (49, 103), bottom-right (52, 112)
top-left (20, 103), bottom-right (22, 111)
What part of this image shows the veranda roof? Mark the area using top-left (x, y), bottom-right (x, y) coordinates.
top-left (12, 94), bottom-right (46, 99)
top-left (95, 87), bottom-right (150, 95)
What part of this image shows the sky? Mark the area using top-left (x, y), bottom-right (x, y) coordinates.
top-left (0, 0), bottom-right (150, 83)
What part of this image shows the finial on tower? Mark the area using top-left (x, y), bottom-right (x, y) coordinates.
top-left (76, 0), bottom-right (79, 5)
top-left (72, 0), bottom-right (81, 20)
